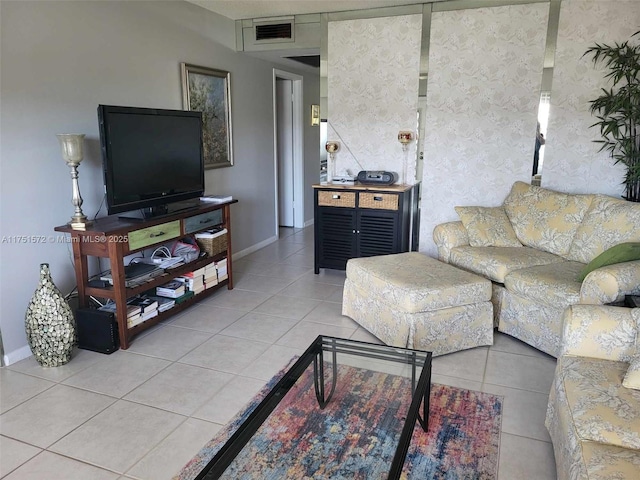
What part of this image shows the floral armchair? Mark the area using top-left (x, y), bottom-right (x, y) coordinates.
top-left (545, 305), bottom-right (640, 479)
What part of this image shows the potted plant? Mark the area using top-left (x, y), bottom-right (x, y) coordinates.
top-left (585, 30), bottom-right (640, 202)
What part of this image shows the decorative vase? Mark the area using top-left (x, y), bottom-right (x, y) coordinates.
top-left (25, 263), bottom-right (76, 367)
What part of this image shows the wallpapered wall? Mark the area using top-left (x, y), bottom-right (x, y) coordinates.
top-left (543, 0), bottom-right (640, 197)
top-left (325, 1), bottom-right (638, 258)
top-left (419, 3), bottom-right (549, 255)
top-left (327, 15), bottom-right (422, 181)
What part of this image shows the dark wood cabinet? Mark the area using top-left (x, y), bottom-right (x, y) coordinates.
top-left (313, 184), bottom-right (419, 273)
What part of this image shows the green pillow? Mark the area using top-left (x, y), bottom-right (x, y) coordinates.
top-left (578, 242), bottom-right (640, 281)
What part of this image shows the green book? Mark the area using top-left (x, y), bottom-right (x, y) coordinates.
top-left (174, 290), bottom-right (195, 304)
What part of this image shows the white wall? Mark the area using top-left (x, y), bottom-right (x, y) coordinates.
top-left (0, 0), bottom-right (319, 364)
top-left (542, 0), bottom-right (640, 196)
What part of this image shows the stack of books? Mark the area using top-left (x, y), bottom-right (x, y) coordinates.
top-left (216, 258), bottom-right (228, 282)
top-left (148, 296), bottom-right (175, 312)
top-left (126, 295), bottom-right (159, 327)
top-left (98, 302), bottom-right (142, 327)
top-left (179, 267), bottom-right (206, 295)
top-left (204, 263), bottom-right (218, 289)
top-left (156, 279), bottom-right (186, 299)
top-left (174, 290), bottom-right (195, 304)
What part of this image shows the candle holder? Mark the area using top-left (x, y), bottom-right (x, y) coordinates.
top-left (57, 134), bottom-right (92, 230)
top-left (397, 131), bottom-right (414, 184)
top-left (325, 141), bottom-right (340, 183)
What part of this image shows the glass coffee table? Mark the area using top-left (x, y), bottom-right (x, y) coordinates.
top-left (194, 336), bottom-right (432, 480)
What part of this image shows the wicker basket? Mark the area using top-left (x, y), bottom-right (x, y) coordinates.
top-left (195, 229), bottom-right (228, 257)
top-left (359, 192), bottom-right (399, 210)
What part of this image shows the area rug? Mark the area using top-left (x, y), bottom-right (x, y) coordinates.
top-left (175, 360), bottom-right (502, 480)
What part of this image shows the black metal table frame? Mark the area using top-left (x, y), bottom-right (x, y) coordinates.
top-left (195, 335), bottom-right (433, 480)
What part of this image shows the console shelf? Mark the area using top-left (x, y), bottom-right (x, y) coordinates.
top-left (55, 200), bottom-right (237, 349)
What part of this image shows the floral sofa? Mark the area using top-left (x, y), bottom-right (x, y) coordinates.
top-left (433, 181), bottom-right (640, 357)
top-left (546, 305), bottom-right (640, 479)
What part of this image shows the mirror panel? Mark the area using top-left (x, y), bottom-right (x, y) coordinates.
top-left (533, 0), bottom-right (560, 185)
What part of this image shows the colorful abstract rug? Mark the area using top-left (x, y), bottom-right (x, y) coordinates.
top-left (175, 360), bottom-right (502, 479)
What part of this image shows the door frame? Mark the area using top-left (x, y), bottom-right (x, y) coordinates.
top-left (272, 69), bottom-right (304, 233)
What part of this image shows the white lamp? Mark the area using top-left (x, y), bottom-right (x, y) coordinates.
top-left (57, 134), bottom-right (92, 230)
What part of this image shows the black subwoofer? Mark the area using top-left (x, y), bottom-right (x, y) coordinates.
top-left (75, 308), bottom-right (119, 354)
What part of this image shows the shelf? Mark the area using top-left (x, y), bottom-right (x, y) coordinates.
top-left (85, 252), bottom-right (227, 300)
top-left (127, 279), bottom-right (229, 335)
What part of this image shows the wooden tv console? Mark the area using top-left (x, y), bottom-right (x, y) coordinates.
top-left (55, 200), bottom-right (237, 349)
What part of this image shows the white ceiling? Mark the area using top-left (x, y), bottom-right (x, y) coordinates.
top-left (188, 0), bottom-right (437, 20)
top-left (186, 0), bottom-right (448, 73)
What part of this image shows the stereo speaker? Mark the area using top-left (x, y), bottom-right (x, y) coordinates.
top-left (75, 308), bottom-right (119, 354)
top-left (357, 170), bottom-right (398, 185)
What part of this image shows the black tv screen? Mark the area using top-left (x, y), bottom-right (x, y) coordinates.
top-left (98, 105), bottom-right (205, 216)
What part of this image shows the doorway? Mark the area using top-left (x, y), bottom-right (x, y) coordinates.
top-left (273, 69), bottom-right (304, 234)
top-left (276, 78), bottom-right (294, 227)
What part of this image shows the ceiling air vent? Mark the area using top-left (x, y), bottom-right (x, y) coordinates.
top-left (254, 18), bottom-right (294, 43)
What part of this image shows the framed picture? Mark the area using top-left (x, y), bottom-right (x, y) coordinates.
top-left (181, 63), bottom-right (233, 169)
top-left (311, 104), bottom-right (320, 126)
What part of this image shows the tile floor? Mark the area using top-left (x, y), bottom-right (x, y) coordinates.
top-left (0, 226), bottom-right (558, 479)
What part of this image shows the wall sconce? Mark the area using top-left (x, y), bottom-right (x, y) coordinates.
top-left (397, 130), bottom-right (414, 152)
top-left (325, 141), bottom-right (340, 182)
top-left (57, 133), bottom-right (92, 230)
top-left (397, 130), bottom-right (415, 185)
top-left (311, 104), bottom-right (320, 126)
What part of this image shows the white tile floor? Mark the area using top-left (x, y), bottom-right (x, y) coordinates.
top-left (0, 226), bottom-right (558, 479)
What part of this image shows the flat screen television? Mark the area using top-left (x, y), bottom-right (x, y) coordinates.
top-left (98, 105), bottom-right (205, 218)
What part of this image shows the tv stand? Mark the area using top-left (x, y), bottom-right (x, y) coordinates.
top-left (55, 199), bottom-right (237, 349)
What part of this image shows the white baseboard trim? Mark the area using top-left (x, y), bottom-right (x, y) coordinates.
top-left (232, 235), bottom-right (278, 261)
top-left (3, 345), bottom-right (32, 366)
top-left (303, 219), bottom-right (314, 228)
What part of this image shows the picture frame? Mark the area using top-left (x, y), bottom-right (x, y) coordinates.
top-left (311, 104), bottom-right (320, 126)
top-left (181, 63), bottom-right (233, 169)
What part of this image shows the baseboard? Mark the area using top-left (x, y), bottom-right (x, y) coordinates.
top-left (232, 235), bottom-right (278, 261)
top-left (3, 344), bottom-right (32, 366)
top-left (303, 219), bottom-right (314, 228)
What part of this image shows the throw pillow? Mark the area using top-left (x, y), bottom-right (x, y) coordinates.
top-left (622, 309), bottom-right (640, 390)
top-left (578, 242), bottom-right (640, 282)
top-left (455, 206), bottom-right (522, 247)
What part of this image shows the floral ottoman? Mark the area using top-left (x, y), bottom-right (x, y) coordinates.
top-left (342, 252), bottom-right (494, 355)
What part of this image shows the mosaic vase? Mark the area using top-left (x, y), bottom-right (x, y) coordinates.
top-left (25, 263), bottom-right (76, 366)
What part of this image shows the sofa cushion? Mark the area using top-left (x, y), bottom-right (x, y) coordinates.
top-left (504, 261), bottom-right (584, 308)
top-left (449, 246), bottom-right (564, 283)
top-left (503, 181), bottom-right (593, 257)
top-left (559, 355), bottom-right (640, 450)
top-left (454, 206), bottom-right (522, 247)
top-left (567, 195), bottom-right (640, 264)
